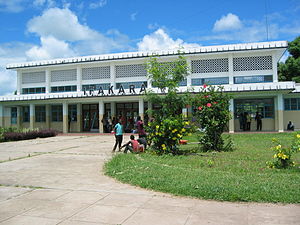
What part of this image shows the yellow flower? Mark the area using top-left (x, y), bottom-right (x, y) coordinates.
top-left (172, 137), bottom-right (177, 140)
top-left (155, 132), bottom-right (159, 135)
top-left (161, 144), bottom-right (166, 147)
top-left (156, 125), bottom-right (159, 129)
top-left (177, 134), bottom-right (182, 138)
top-left (184, 121), bottom-right (189, 125)
top-left (172, 129), bottom-right (177, 133)
top-left (275, 145), bottom-right (282, 150)
top-left (273, 154), bottom-right (277, 158)
top-left (181, 128), bottom-right (186, 132)
top-left (297, 134), bottom-right (300, 138)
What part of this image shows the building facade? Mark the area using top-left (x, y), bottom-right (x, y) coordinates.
top-left (1, 41), bottom-right (299, 133)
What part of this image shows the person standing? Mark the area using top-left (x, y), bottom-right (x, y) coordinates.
top-left (246, 112), bottom-right (252, 131)
top-left (112, 119), bottom-right (123, 152)
top-left (136, 116), bottom-right (146, 139)
top-left (255, 111), bottom-right (263, 131)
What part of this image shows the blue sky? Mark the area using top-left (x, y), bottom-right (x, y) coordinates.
top-left (0, 0), bottom-right (299, 95)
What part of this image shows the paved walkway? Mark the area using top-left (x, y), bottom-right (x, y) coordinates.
top-left (0, 135), bottom-right (299, 225)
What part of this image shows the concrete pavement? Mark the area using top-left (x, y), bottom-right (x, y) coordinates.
top-left (0, 135), bottom-right (299, 225)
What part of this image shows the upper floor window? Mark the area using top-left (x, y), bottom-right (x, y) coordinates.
top-left (22, 87), bottom-right (45, 94)
top-left (82, 83), bottom-right (110, 91)
top-left (234, 75), bottom-right (272, 84)
top-left (191, 77), bottom-right (229, 86)
top-left (284, 98), bottom-right (300, 111)
top-left (51, 85), bottom-right (77, 93)
top-left (191, 58), bottom-right (229, 73)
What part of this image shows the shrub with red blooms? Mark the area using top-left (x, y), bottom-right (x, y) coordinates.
top-left (192, 85), bottom-right (233, 152)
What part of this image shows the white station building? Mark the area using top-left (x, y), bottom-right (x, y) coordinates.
top-left (0, 40), bottom-right (299, 133)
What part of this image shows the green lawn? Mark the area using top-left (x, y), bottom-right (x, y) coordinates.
top-left (104, 133), bottom-right (300, 203)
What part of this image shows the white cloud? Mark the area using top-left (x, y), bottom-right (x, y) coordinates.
top-left (137, 28), bottom-right (200, 52)
top-left (33, 0), bottom-right (56, 8)
top-left (213, 13), bottom-right (243, 32)
top-left (0, 0), bottom-right (25, 13)
top-left (26, 36), bottom-right (76, 60)
top-left (89, 0), bottom-right (107, 9)
top-left (0, 42), bottom-right (32, 95)
top-left (27, 7), bottom-right (99, 41)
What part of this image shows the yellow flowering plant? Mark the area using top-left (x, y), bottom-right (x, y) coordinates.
top-left (146, 117), bottom-right (194, 155)
top-left (267, 132), bottom-right (300, 169)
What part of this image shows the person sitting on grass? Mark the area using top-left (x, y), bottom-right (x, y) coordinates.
top-left (121, 135), bottom-right (144, 153)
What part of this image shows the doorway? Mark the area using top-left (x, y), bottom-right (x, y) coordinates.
top-left (82, 104), bottom-right (99, 132)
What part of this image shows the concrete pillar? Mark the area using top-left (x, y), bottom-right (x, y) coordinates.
top-left (273, 55), bottom-right (278, 82)
top-left (77, 66), bottom-right (82, 92)
top-left (77, 103), bottom-right (82, 132)
top-left (17, 70), bottom-right (22, 95)
top-left (29, 104), bottom-right (35, 129)
top-left (99, 101), bottom-right (104, 133)
top-left (111, 102), bottom-right (116, 117)
top-left (139, 98), bottom-right (144, 121)
top-left (17, 106), bottom-right (21, 129)
top-left (45, 104), bottom-right (50, 129)
top-left (229, 99), bottom-right (235, 133)
top-left (45, 69), bottom-right (51, 93)
top-left (182, 108), bottom-right (188, 119)
top-left (186, 58), bottom-right (192, 87)
top-left (0, 105), bottom-right (4, 127)
top-left (63, 102), bottom-right (68, 133)
top-left (276, 94), bottom-right (284, 132)
top-left (228, 54), bottom-right (234, 84)
top-left (110, 63), bottom-right (116, 91)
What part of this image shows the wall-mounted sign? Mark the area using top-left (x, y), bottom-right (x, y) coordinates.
top-left (83, 84), bottom-right (146, 96)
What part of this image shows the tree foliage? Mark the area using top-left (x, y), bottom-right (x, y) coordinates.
top-left (278, 36), bottom-right (300, 83)
top-left (145, 54), bottom-right (193, 155)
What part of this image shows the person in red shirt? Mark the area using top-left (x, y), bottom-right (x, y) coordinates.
top-left (121, 135), bottom-right (144, 153)
top-left (136, 116), bottom-right (146, 139)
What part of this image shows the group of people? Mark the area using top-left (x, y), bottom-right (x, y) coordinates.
top-left (112, 116), bottom-right (147, 154)
top-left (238, 111), bottom-right (263, 131)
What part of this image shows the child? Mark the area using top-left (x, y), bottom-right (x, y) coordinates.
top-left (121, 135), bottom-right (144, 153)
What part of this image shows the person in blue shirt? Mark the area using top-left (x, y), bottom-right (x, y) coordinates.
top-left (112, 119), bottom-right (123, 152)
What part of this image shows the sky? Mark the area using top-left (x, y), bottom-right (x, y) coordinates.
top-left (0, 0), bottom-right (299, 96)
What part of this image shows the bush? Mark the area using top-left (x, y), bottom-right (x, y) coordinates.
top-left (2, 129), bottom-right (58, 142)
top-left (267, 132), bottom-right (300, 169)
top-left (192, 85), bottom-right (233, 152)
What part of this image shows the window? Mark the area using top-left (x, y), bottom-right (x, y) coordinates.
top-left (191, 77), bottom-right (229, 86)
top-left (11, 107), bottom-right (17, 124)
top-left (234, 98), bottom-right (274, 118)
top-left (68, 104), bottom-right (77, 121)
top-left (179, 79), bottom-right (187, 86)
top-left (234, 75), bottom-right (272, 84)
top-left (82, 83), bottom-right (111, 91)
top-left (22, 106), bottom-right (30, 122)
top-left (51, 105), bottom-right (63, 122)
top-left (51, 85), bottom-right (77, 93)
top-left (284, 98), bottom-right (300, 110)
top-left (22, 87), bottom-right (45, 94)
top-left (116, 81), bottom-right (147, 89)
top-left (35, 106), bottom-right (46, 122)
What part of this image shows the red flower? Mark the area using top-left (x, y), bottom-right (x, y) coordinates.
top-left (204, 95), bottom-right (208, 98)
top-left (207, 103), bottom-right (212, 107)
top-left (214, 102), bottom-right (218, 104)
top-left (203, 84), bottom-right (207, 88)
top-left (198, 106), bottom-right (203, 110)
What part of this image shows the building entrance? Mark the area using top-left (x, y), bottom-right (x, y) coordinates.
top-left (82, 104), bottom-right (99, 132)
top-left (116, 102), bottom-right (138, 133)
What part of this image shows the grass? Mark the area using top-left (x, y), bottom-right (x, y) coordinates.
top-left (104, 132), bottom-right (300, 203)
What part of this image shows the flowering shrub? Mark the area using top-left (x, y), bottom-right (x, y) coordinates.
top-left (2, 129), bottom-right (58, 142)
top-left (147, 117), bottom-right (193, 155)
top-left (192, 85), bottom-right (233, 152)
top-left (267, 133), bottom-right (300, 169)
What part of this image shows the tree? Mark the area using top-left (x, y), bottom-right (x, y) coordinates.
top-left (145, 54), bottom-right (193, 155)
top-left (278, 36), bottom-right (300, 83)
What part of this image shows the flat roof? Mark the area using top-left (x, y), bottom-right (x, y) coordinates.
top-left (6, 41), bottom-right (288, 70)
